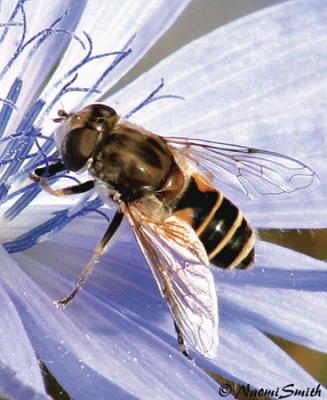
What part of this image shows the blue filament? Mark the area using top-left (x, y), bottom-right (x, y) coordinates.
top-left (33, 137), bottom-right (51, 175)
top-left (0, 78), bottom-right (22, 136)
top-left (4, 186), bottom-right (41, 221)
top-left (3, 208), bottom-right (71, 252)
top-left (0, 23), bottom-right (23, 27)
top-left (0, 5), bottom-right (85, 82)
top-left (7, 154), bottom-right (58, 184)
top-left (3, 169), bottom-right (76, 220)
top-left (0, 101), bottom-right (45, 183)
top-left (0, 11), bottom-right (138, 246)
top-left (53, 32), bottom-right (128, 90)
top-left (0, 152), bottom-right (40, 166)
top-left (0, 99), bottom-right (17, 110)
top-left (0, 183), bottom-right (9, 199)
top-left (124, 78), bottom-right (184, 119)
top-left (0, 181), bottom-right (38, 204)
top-left (1, 174), bottom-right (80, 207)
top-left (87, 208), bottom-right (111, 224)
top-left (0, 1), bottom-right (27, 80)
top-left (3, 197), bottom-right (103, 253)
top-left (0, 0), bottom-right (27, 45)
top-left (82, 34), bottom-right (135, 104)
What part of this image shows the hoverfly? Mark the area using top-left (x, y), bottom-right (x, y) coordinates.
top-left (30, 104), bottom-right (315, 359)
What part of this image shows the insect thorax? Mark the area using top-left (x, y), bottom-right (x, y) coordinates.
top-left (89, 123), bottom-right (175, 202)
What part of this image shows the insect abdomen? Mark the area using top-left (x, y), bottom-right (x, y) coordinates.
top-left (173, 173), bottom-right (255, 269)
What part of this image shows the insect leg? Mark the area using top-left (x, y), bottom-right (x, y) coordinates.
top-left (35, 178), bottom-right (95, 196)
top-left (29, 162), bottom-right (95, 196)
top-left (174, 321), bottom-right (192, 360)
top-left (31, 161), bottom-right (66, 178)
top-left (55, 210), bottom-right (124, 309)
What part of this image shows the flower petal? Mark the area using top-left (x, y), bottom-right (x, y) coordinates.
top-left (3, 246), bottom-right (220, 400)
top-left (38, 0), bottom-right (191, 120)
top-left (20, 221), bottom-right (326, 390)
top-left (219, 240), bottom-right (327, 291)
top-left (1, 0), bottom-right (87, 123)
top-left (199, 315), bottom-right (321, 390)
top-left (0, 363), bottom-right (48, 400)
top-left (0, 249), bottom-right (47, 397)
top-left (107, 0), bottom-right (327, 227)
top-left (219, 274), bottom-right (327, 354)
top-left (1, 0), bottom-right (190, 151)
top-left (26, 219), bottom-right (327, 346)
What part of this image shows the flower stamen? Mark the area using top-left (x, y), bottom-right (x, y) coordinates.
top-left (124, 78), bottom-right (185, 119)
top-left (3, 197), bottom-right (103, 252)
top-left (0, 78), bottom-right (22, 136)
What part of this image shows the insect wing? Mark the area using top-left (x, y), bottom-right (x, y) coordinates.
top-left (166, 137), bottom-right (316, 198)
top-left (124, 204), bottom-right (218, 358)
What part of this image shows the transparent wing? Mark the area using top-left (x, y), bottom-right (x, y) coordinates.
top-left (165, 137), bottom-right (317, 198)
top-left (123, 203), bottom-right (218, 358)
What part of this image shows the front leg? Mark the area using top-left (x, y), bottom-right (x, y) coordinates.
top-left (32, 160), bottom-right (66, 179)
top-left (56, 210), bottom-right (124, 308)
top-left (29, 161), bottom-right (95, 196)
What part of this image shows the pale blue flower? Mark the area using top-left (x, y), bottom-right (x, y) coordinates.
top-left (0, 1), bottom-right (326, 399)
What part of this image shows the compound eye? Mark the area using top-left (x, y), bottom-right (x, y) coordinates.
top-left (61, 128), bottom-right (98, 171)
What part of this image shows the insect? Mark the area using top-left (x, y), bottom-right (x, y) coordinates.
top-left (30, 104), bottom-right (316, 359)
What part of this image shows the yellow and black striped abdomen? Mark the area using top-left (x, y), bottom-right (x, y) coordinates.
top-left (173, 173), bottom-right (255, 269)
